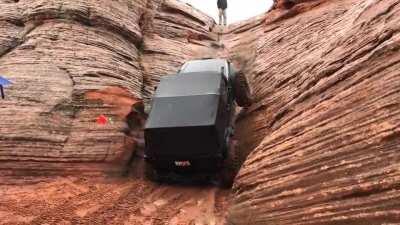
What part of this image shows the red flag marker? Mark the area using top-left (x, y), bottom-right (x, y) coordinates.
top-left (96, 115), bottom-right (108, 125)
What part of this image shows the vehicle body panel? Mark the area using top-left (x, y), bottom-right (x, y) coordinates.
top-left (144, 59), bottom-right (235, 178)
top-left (179, 59), bottom-right (229, 80)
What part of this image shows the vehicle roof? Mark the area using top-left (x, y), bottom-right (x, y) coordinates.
top-left (146, 72), bottom-right (225, 129)
top-left (145, 94), bottom-right (220, 129)
top-left (154, 72), bottom-right (223, 98)
top-left (180, 58), bottom-right (228, 74)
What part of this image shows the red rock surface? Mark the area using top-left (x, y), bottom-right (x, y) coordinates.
top-left (140, 0), bottom-right (219, 101)
top-left (1, 0), bottom-right (400, 224)
top-left (0, 1), bottom-right (229, 224)
top-left (227, 0), bottom-right (400, 224)
top-left (0, 0), bottom-right (219, 174)
top-left (0, 0), bottom-right (148, 173)
top-left (0, 175), bottom-right (229, 225)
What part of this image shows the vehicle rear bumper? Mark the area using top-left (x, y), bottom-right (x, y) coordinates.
top-left (145, 155), bottom-right (224, 175)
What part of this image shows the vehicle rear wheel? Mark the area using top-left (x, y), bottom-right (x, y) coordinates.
top-left (144, 162), bottom-right (159, 182)
top-left (220, 141), bottom-right (240, 188)
top-left (234, 71), bottom-right (252, 107)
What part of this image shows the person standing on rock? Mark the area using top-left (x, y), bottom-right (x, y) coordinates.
top-left (217, 0), bottom-right (228, 26)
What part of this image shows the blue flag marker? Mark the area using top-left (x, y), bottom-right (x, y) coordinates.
top-left (0, 76), bottom-right (11, 86)
top-left (0, 76), bottom-right (12, 99)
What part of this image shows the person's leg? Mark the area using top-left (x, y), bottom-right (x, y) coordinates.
top-left (218, 8), bottom-right (223, 25)
top-left (223, 9), bottom-right (227, 26)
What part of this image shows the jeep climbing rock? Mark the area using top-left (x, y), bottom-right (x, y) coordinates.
top-left (144, 59), bottom-right (252, 186)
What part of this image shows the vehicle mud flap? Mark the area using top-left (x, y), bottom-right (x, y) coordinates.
top-left (219, 140), bottom-right (240, 188)
top-left (233, 71), bottom-right (253, 107)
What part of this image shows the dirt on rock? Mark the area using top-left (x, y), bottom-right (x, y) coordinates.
top-left (0, 163), bottom-right (230, 225)
top-left (2, 0), bottom-right (400, 224)
top-left (0, 3), bottom-right (228, 224)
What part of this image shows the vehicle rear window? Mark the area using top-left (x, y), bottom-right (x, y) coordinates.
top-left (182, 60), bottom-right (227, 74)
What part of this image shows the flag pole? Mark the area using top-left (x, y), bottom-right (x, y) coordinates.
top-left (0, 85), bottom-right (4, 99)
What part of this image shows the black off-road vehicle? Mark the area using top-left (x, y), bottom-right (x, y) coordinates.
top-left (144, 59), bottom-right (251, 186)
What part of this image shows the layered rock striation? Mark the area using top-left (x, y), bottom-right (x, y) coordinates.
top-left (1, 0), bottom-right (400, 224)
top-left (0, 0), bottom-right (146, 175)
top-left (0, 0), bottom-right (216, 175)
top-left (228, 0), bottom-right (400, 224)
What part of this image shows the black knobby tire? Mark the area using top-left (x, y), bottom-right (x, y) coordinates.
top-left (233, 71), bottom-right (252, 107)
top-left (144, 162), bottom-right (158, 182)
top-left (220, 141), bottom-right (241, 188)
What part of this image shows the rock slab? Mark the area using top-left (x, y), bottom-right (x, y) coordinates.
top-left (228, 0), bottom-right (400, 224)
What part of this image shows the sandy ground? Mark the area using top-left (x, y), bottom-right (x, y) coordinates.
top-left (0, 159), bottom-right (230, 225)
top-left (0, 85), bottom-right (233, 225)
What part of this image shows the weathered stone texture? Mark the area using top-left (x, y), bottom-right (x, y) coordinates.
top-left (228, 0), bottom-right (400, 224)
top-left (0, 0), bottom-right (148, 169)
top-left (0, 0), bottom-right (218, 173)
top-left (141, 0), bottom-right (218, 99)
top-left (1, 0), bottom-right (400, 224)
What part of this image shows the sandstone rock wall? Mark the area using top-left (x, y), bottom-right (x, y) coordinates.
top-left (0, 0), bottom-right (217, 175)
top-left (0, 0), bottom-right (146, 168)
top-left (1, 0), bottom-right (400, 224)
top-left (141, 0), bottom-right (218, 100)
top-left (218, 14), bottom-right (267, 161)
top-left (228, 0), bottom-right (400, 224)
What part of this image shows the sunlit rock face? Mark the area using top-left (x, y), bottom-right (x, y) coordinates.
top-left (1, 0), bottom-right (400, 224)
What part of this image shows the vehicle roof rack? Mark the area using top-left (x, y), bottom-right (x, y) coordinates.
top-left (200, 57), bottom-right (213, 60)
